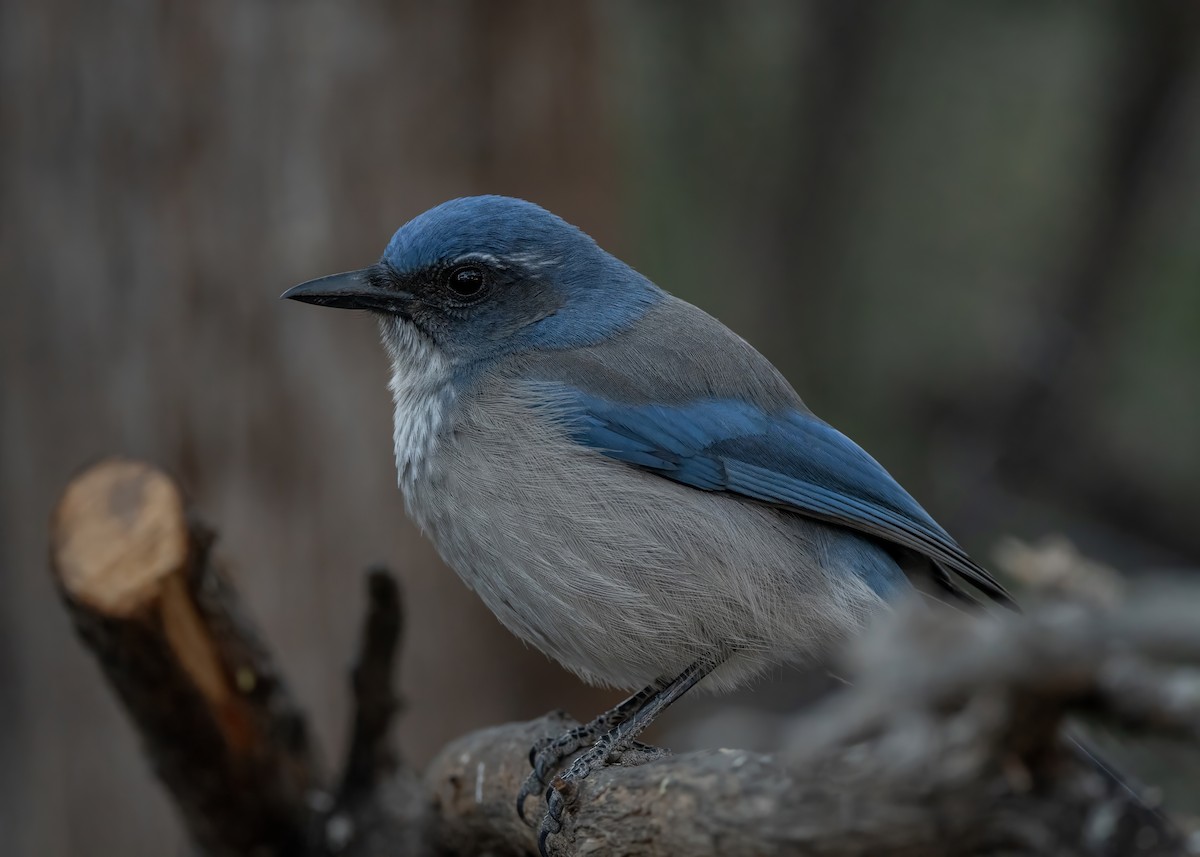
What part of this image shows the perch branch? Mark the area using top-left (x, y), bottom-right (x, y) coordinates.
top-left (427, 595), bottom-right (1197, 856)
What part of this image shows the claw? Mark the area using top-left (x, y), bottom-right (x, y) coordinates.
top-left (517, 756), bottom-right (565, 828)
top-left (535, 743), bottom-right (606, 851)
top-left (519, 732), bottom-right (577, 827)
top-left (515, 773), bottom-right (541, 826)
top-left (528, 733), bottom-right (555, 768)
top-left (520, 671), bottom-right (707, 854)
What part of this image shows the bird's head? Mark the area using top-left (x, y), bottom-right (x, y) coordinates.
top-left (283, 196), bottom-right (661, 369)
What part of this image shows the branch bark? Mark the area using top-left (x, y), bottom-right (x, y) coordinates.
top-left (426, 599), bottom-right (1196, 857)
top-left (337, 567), bottom-right (403, 806)
top-left (329, 567), bottom-right (429, 857)
top-left (50, 459), bottom-right (1196, 857)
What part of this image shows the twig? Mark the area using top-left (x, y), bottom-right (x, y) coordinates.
top-left (337, 567), bottom-right (403, 807)
top-left (324, 568), bottom-right (429, 857)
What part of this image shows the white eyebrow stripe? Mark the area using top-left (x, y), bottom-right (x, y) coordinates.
top-left (453, 252), bottom-right (503, 266)
top-left (450, 251), bottom-right (562, 272)
top-left (503, 251), bottom-right (562, 271)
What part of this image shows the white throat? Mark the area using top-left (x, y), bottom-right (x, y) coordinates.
top-left (379, 318), bottom-right (453, 493)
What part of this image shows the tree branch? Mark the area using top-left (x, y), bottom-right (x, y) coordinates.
top-left (426, 598), bottom-right (1195, 856)
top-left (49, 459), bottom-right (428, 857)
top-left (50, 458), bottom-right (325, 857)
top-left (337, 567), bottom-right (403, 807)
top-left (328, 567), bottom-right (429, 857)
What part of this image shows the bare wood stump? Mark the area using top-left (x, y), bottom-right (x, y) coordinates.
top-left (51, 458), bottom-right (324, 857)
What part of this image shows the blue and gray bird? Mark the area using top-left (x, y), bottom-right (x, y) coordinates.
top-left (283, 195), bottom-right (1014, 852)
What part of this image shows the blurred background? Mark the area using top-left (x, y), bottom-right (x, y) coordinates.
top-left (3, 1), bottom-right (1199, 853)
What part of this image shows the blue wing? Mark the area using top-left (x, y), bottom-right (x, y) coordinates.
top-left (541, 385), bottom-right (1013, 606)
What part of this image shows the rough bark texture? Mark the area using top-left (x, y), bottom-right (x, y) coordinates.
top-left (50, 459), bottom-right (1197, 857)
top-left (425, 597), bottom-right (1198, 857)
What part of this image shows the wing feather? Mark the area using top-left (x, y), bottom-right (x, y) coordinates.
top-left (539, 385), bottom-right (1014, 607)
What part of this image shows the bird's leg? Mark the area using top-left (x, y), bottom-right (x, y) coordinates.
top-left (516, 683), bottom-right (660, 823)
top-left (537, 659), bottom-right (715, 857)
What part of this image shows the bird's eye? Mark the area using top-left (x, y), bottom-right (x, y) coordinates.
top-left (445, 264), bottom-right (487, 300)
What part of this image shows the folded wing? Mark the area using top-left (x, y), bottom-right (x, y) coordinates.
top-left (539, 385), bottom-right (1013, 607)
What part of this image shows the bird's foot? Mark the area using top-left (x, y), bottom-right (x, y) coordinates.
top-left (535, 735), bottom-right (663, 857)
top-left (516, 720), bottom-right (598, 824)
top-left (516, 688), bottom-right (660, 825)
top-left (523, 662), bottom-right (712, 855)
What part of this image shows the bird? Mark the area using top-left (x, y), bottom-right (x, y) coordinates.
top-left (283, 195), bottom-right (1017, 854)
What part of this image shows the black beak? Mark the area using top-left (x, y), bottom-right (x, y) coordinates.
top-left (281, 267), bottom-right (412, 314)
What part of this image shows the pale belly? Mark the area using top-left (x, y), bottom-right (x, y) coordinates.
top-left (400, 390), bottom-right (894, 692)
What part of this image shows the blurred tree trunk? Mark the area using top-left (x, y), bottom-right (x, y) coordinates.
top-left (980, 0), bottom-right (1200, 559)
top-left (0, 2), bottom-right (619, 854)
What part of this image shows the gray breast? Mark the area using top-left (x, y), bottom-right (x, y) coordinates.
top-left (404, 371), bottom-right (893, 692)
